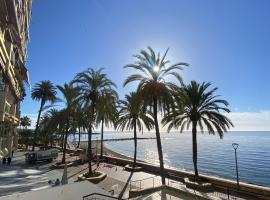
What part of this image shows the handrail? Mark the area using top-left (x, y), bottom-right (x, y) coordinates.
top-left (212, 185), bottom-right (270, 199)
top-left (130, 175), bottom-right (158, 183)
top-left (82, 193), bottom-right (119, 199)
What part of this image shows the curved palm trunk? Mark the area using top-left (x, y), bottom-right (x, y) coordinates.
top-left (32, 99), bottom-right (45, 151)
top-left (77, 127), bottom-right (81, 148)
top-left (62, 117), bottom-right (69, 164)
top-left (88, 125), bottom-right (93, 175)
top-left (192, 121), bottom-right (199, 178)
top-left (88, 103), bottom-right (95, 175)
top-left (100, 118), bottom-right (104, 158)
top-left (153, 97), bottom-right (166, 185)
top-left (133, 118), bottom-right (137, 168)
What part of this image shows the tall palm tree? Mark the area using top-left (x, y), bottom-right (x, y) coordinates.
top-left (57, 83), bottom-right (80, 164)
top-left (123, 46), bottom-right (189, 184)
top-left (96, 92), bottom-right (118, 158)
top-left (39, 108), bottom-right (64, 149)
top-left (19, 116), bottom-right (32, 149)
top-left (74, 105), bottom-right (86, 149)
top-left (31, 80), bottom-right (57, 151)
top-left (162, 81), bottom-right (233, 178)
top-left (117, 92), bottom-right (154, 168)
top-left (20, 116), bottom-right (31, 129)
top-left (72, 68), bottom-right (117, 175)
top-left (38, 114), bottom-right (52, 149)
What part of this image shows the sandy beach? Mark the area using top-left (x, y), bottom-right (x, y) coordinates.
top-left (78, 140), bottom-right (133, 161)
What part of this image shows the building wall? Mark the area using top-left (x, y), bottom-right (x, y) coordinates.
top-left (0, 0), bottom-right (32, 157)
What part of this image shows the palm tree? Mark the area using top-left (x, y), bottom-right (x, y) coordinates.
top-left (72, 68), bottom-right (117, 175)
top-left (57, 83), bottom-right (80, 164)
top-left (19, 116), bottom-right (32, 149)
top-left (117, 92), bottom-right (154, 168)
top-left (31, 80), bottom-right (57, 151)
top-left (162, 81), bottom-right (233, 178)
top-left (96, 92), bottom-right (118, 158)
top-left (44, 108), bottom-right (61, 148)
top-left (123, 46), bottom-right (189, 184)
top-left (38, 114), bottom-right (52, 149)
top-left (20, 116), bottom-right (31, 129)
top-left (74, 105), bottom-right (86, 149)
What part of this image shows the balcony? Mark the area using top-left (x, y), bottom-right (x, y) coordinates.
top-left (4, 112), bottom-right (19, 125)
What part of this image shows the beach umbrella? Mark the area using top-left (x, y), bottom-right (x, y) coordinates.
top-left (61, 163), bottom-right (68, 185)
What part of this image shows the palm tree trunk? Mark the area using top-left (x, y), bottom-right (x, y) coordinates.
top-left (133, 118), bottom-right (137, 168)
top-left (100, 118), bottom-right (104, 158)
top-left (62, 118), bottom-right (69, 164)
top-left (77, 127), bottom-right (81, 148)
top-left (192, 120), bottom-right (199, 178)
top-left (153, 97), bottom-right (166, 185)
top-left (32, 99), bottom-right (45, 151)
top-left (60, 132), bottom-right (65, 150)
top-left (88, 125), bottom-right (93, 175)
top-left (88, 103), bottom-right (95, 175)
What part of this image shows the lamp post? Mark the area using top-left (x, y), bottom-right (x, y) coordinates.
top-left (232, 143), bottom-right (239, 189)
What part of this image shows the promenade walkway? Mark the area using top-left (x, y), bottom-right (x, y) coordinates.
top-left (0, 151), bottom-right (73, 198)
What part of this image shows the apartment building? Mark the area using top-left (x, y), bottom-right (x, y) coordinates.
top-left (0, 0), bottom-right (32, 157)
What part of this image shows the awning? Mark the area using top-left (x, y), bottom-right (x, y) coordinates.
top-left (21, 64), bottom-right (30, 85)
top-left (17, 54), bottom-right (30, 85)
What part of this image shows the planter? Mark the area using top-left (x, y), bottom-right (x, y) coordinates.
top-left (124, 164), bottom-right (142, 172)
top-left (51, 161), bottom-right (73, 169)
top-left (77, 171), bottom-right (107, 184)
top-left (184, 178), bottom-right (212, 191)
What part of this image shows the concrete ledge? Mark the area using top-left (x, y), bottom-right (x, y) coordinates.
top-left (77, 171), bottom-right (107, 184)
top-left (51, 162), bottom-right (73, 169)
top-left (129, 185), bottom-right (163, 198)
top-left (184, 178), bottom-right (212, 191)
top-left (124, 164), bottom-right (142, 172)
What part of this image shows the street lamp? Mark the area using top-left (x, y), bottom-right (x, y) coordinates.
top-left (232, 143), bottom-right (239, 189)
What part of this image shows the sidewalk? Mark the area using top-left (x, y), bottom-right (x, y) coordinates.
top-left (0, 151), bottom-right (67, 197)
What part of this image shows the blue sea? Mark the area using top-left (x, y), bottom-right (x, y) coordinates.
top-left (70, 131), bottom-right (270, 187)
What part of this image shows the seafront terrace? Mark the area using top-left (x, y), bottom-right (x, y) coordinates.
top-left (1, 148), bottom-right (270, 199)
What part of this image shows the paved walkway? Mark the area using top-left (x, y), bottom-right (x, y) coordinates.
top-left (0, 151), bottom-right (74, 198)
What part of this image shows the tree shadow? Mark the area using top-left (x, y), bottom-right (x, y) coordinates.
top-left (118, 171), bottom-right (134, 199)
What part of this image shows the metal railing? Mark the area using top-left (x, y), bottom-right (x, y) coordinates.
top-left (211, 185), bottom-right (270, 200)
top-left (82, 193), bottom-right (120, 200)
top-left (128, 175), bottom-right (270, 200)
top-left (129, 175), bottom-right (159, 190)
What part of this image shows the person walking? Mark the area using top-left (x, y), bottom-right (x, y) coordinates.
top-left (2, 157), bottom-right (6, 164)
top-left (7, 157), bottom-right (11, 165)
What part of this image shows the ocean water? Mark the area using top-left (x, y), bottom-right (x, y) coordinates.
top-left (70, 131), bottom-right (270, 187)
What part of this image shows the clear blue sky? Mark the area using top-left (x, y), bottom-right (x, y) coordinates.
top-left (21, 0), bottom-right (270, 130)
